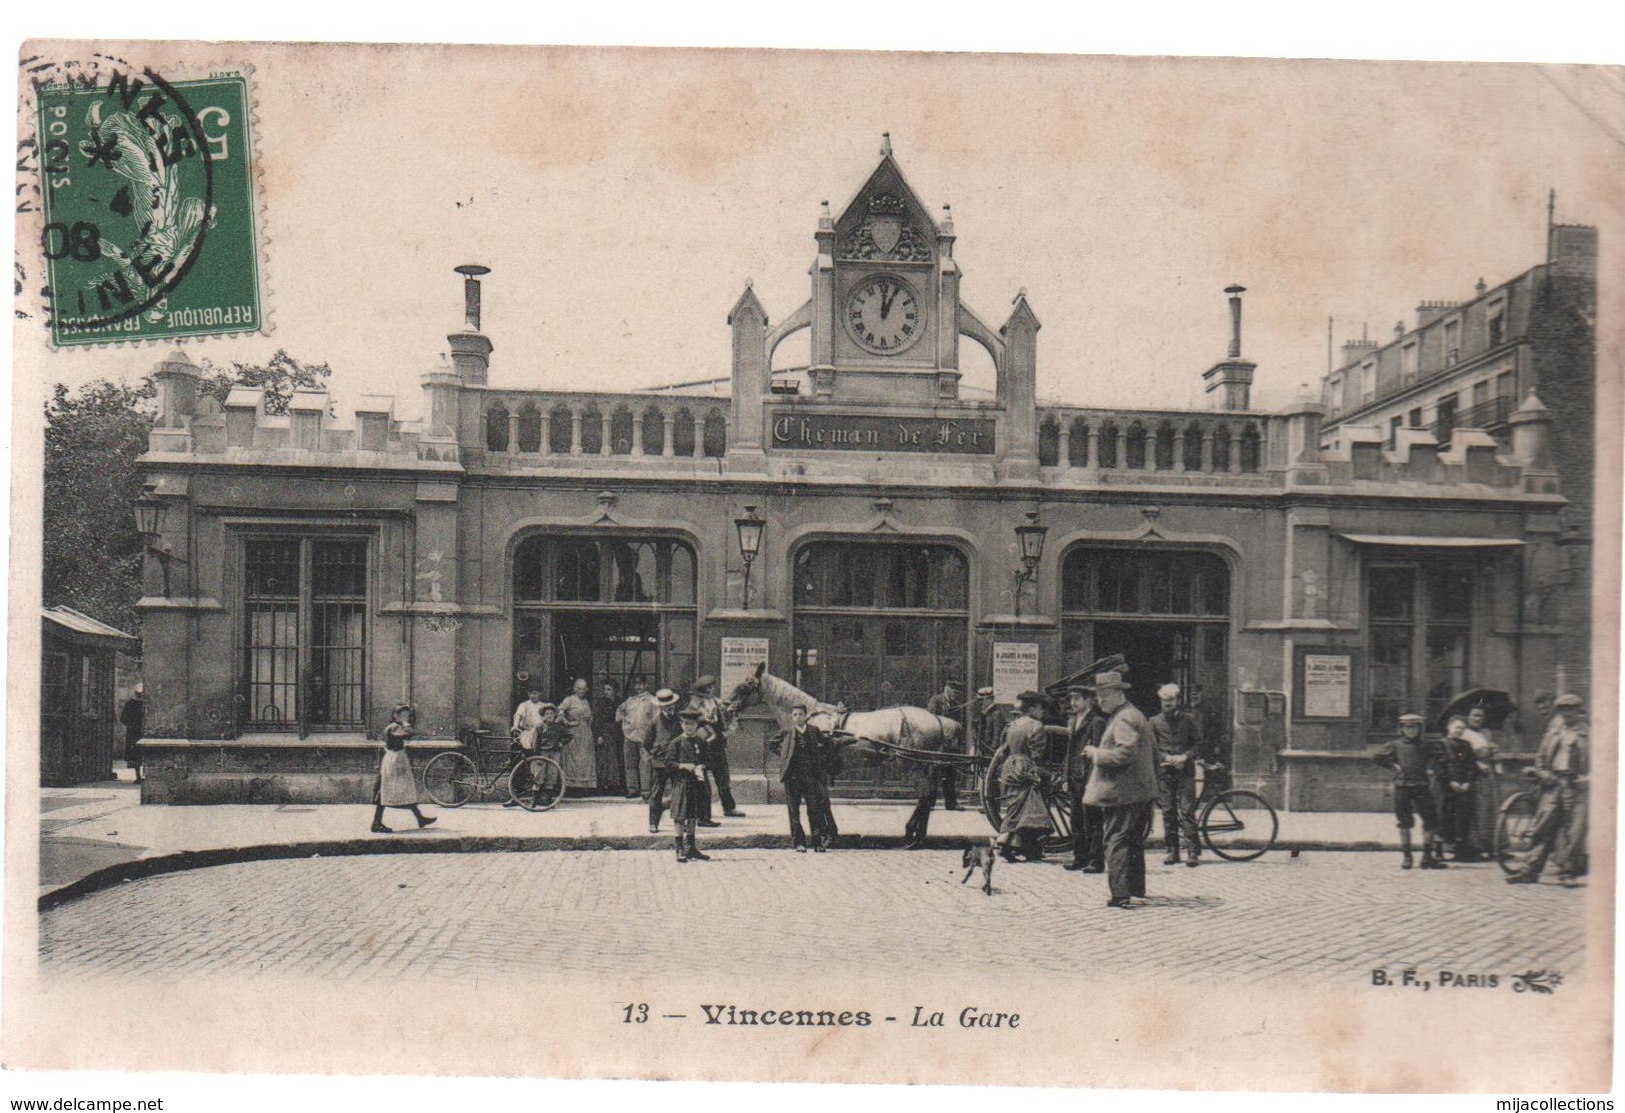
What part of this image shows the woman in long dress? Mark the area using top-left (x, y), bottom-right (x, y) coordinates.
top-left (997, 723), bottom-right (1055, 862)
top-left (1460, 705), bottom-right (1500, 861)
top-left (372, 703), bottom-right (436, 833)
top-left (557, 678), bottom-right (599, 790)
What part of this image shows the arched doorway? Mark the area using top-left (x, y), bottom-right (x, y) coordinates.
top-left (512, 534), bottom-right (698, 792)
top-left (1060, 546), bottom-right (1231, 758)
top-left (791, 539), bottom-right (969, 796)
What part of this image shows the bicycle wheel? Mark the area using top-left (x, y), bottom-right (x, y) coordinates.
top-left (980, 745), bottom-right (1009, 832)
top-left (1494, 791), bottom-right (1540, 875)
top-left (1200, 789), bottom-right (1278, 861)
top-left (509, 755), bottom-right (567, 812)
top-left (422, 751), bottom-right (480, 808)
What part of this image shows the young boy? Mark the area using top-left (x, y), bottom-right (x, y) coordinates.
top-left (656, 706), bottom-right (712, 862)
top-left (1371, 713), bottom-right (1447, 870)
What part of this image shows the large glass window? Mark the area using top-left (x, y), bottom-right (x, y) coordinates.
top-left (514, 536), bottom-right (695, 605)
top-left (1062, 548), bottom-right (1228, 616)
top-left (1365, 561), bottom-right (1477, 730)
top-left (241, 536), bottom-right (368, 731)
top-left (792, 541), bottom-right (969, 711)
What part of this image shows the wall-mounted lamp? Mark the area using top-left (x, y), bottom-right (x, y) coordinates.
top-left (133, 486), bottom-right (188, 597)
top-left (735, 504), bottom-right (765, 610)
top-left (1012, 509), bottom-right (1048, 617)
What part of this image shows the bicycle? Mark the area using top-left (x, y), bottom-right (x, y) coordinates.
top-left (1493, 773), bottom-right (1543, 875)
top-left (978, 742), bottom-right (1074, 854)
top-left (1191, 760), bottom-right (1279, 861)
top-left (421, 727), bottom-right (566, 812)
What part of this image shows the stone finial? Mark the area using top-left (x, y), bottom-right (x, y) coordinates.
top-left (880, 132), bottom-right (892, 157)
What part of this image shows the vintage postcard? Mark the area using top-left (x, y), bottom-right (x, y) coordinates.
top-left (6, 40), bottom-right (1620, 1093)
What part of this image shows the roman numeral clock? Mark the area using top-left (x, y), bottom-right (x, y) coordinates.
top-left (845, 274), bottom-right (921, 353)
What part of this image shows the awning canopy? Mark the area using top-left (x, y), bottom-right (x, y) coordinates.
top-left (1337, 534), bottom-right (1524, 549)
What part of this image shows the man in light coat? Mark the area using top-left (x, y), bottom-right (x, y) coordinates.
top-left (1507, 693), bottom-right (1588, 886)
top-left (1082, 670), bottom-right (1159, 909)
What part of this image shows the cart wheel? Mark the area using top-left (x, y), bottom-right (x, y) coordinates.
top-left (1200, 789), bottom-right (1278, 861)
top-left (980, 744), bottom-right (1010, 831)
top-left (1494, 791), bottom-right (1540, 875)
top-left (423, 751), bottom-right (479, 808)
top-left (1041, 779), bottom-right (1073, 853)
top-left (510, 755), bottom-right (567, 812)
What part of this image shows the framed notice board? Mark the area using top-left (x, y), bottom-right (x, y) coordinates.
top-left (1292, 645), bottom-right (1363, 722)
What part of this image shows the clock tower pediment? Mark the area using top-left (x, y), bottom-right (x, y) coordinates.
top-left (810, 139), bottom-right (960, 388)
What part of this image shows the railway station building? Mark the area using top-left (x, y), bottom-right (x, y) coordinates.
top-left (132, 145), bottom-right (1591, 812)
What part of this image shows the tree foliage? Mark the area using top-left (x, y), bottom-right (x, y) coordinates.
top-left (197, 349), bottom-right (332, 415)
top-left (42, 352), bottom-right (335, 636)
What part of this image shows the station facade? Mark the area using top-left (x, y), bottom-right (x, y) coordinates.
top-left (134, 146), bottom-right (1583, 811)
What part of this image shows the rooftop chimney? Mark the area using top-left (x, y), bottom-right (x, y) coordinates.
top-left (1204, 284), bottom-right (1256, 411)
top-left (1416, 301), bottom-right (1460, 328)
top-left (1225, 284), bottom-right (1246, 358)
top-left (447, 264), bottom-right (493, 385)
top-left (1340, 338), bottom-right (1378, 369)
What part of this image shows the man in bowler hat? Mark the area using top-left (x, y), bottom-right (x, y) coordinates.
top-left (1081, 670), bottom-right (1158, 908)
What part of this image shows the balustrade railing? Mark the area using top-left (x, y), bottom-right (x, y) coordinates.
top-left (480, 391), bottom-right (730, 460)
top-left (1035, 407), bottom-right (1267, 476)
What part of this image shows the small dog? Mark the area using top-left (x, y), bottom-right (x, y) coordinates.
top-left (961, 839), bottom-right (996, 895)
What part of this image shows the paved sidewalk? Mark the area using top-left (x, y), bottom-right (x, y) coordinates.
top-left (39, 773), bottom-right (1408, 902)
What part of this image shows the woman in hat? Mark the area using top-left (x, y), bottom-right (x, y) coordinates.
top-left (372, 703), bottom-right (436, 833)
top-left (996, 691), bottom-right (1057, 861)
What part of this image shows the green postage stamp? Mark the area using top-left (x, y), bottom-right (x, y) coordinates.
top-left (34, 66), bottom-right (261, 347)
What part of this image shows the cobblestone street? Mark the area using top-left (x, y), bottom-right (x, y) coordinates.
top-left (40, 848), bottom-right (1585, 985)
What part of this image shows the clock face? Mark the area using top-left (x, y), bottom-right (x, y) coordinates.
top-left (844, 275), bottom-right (923, 355)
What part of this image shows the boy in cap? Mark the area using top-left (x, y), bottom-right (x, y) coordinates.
top-left (1151, 682), bottom-right (1207, 867)
top-left (653, 705), bottom-right (712, 862)
top-left (1371, 713), bottom-right (1448, 869)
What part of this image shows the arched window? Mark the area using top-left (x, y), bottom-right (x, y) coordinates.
top-left (641, 405), bottom-right (665, 455)
top-left (1038, 416), bottom-right (1061, 467)
top-left (1183, 421), bottom-right (1205, 471)
top-left (1068, 417), bottom-right (1089, 467)
top-left (516, 404), bottom-right (541, 453)
top-left (485, 403), bottom-right (510, 452)
top-left (1098, 422), bottom-right (1119, 468)
top-left (1240, 423), bottom-right (1262, 473)
top-left (673, 409), bottom-right (697, 457)
top-left (1212, 425), bottom-right (1232, 472)
top-left (548, 406), bottom-right (572, 454)
top-left (1154, 422), bottom-right (1176, 470)
top-left (703, 409), bottom-right (727, 458)
top-left (611, 406), bottom-right (634, 455)
top-left (513, 535), bottom-right (696, 605)
top-left (580, 407), bottom-right (604, 455)
top-left (1125, 421), bottom-right (1147, 470)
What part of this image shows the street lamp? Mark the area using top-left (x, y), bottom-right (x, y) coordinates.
top-left (1012, 509), bottom-right (1048, 617)
top-left (735, 504), bottom-right (765, 610)
top-left (133, 486), bottom-right (187, 597)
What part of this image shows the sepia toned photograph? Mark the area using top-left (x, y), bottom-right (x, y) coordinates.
top-left (6, 36), bottom-right (1620, 1094)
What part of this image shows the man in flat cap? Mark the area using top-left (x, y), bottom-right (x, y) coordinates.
top-left (689, 675), bottom-right (744, 819)
top-left (1507, 693), bottom-right (1588, 886)
top-left (1151, 682), bottom-right (1208, 868)
top-left (1082, 671), bottom-right (1158, 908)
top-left (1062, 683), bottom-right (1106, 873)
top-left (1371, 713), bottom-right (1447, 870)
top-left (974, 687), bottom-right (1011, 759)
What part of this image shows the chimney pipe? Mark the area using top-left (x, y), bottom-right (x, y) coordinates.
top-left (1225, 285), bottom-right (1246, 359)
top-left (455, 264), bottom-right (491, 332)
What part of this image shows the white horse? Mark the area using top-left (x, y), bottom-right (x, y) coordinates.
top-left (726, 664), bottom-right (966, 758)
